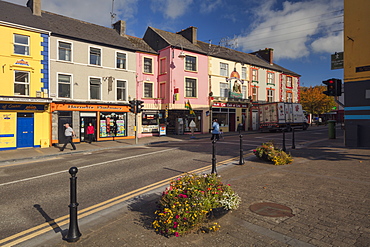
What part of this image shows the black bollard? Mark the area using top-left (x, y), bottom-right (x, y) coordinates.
top-left (66, 167), bottom-right (81, 242)
top-left (292, 128), bottom-right (296, 149)
top-left (282, 129), bottom-right (286, 152)
top-left (239, 134), bottom-right (245, 165)
top-left (211, 139), bottom-right (217, 174)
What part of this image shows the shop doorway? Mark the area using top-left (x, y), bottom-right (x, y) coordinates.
top-left (229, 113), bottom-right (236, 131)
top-left (58, 112), bottom-right (72, 144)
top-left (80, 117), bottom-right (97, 142)
top-left (17, 113), bottom-right (34, 148)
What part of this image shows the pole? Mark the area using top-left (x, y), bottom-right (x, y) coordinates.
top-left (135, 111), bottom-right (138, 144)
top-left (66, 167), bottom-right (81, 242)
top-left (282, 129), bottom-right (286, 152)
top-left (239, 133), bottom-right (245, 165)
top-left (292, 128), bottom-right (296, 149)
top-left (211, 139), bottom-right (217, 174)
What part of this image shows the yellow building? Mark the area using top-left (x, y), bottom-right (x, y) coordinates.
top-left (0, 21), bottom-right (51, 150)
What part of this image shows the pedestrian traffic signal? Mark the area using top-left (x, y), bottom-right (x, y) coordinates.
top-left (136, 100), bottom-right (144, 113)
top-left (323, 78), bottom-right (342, 96)
top-left (129, 100), bottom-right (136, 113)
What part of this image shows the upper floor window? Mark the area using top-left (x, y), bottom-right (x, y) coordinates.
top-left (252, 87), bottom-right (258, 101)
top-left (286, 91), bottom-right (293, 102)
top-left (220, 82), bottom-right (229, 97)
top-left (241, 67), bottom-right (247, 80)
top-left (116, 52), bottom-right (126, 69)
top-left (185, 55), bottom-right (197, 71)
top-left (90, 47), bottom-right (101, 66)
top-left (14, 71), bottom-right (29, 96)
top-left (90, 78), bottom-right (101, 100)
top-left (14, 34), bottom-right (29, 56)
top-left (58, 41), bottom-right (72, 61)
top-left (144, 57), bottom-right (153, 73)
top-left (267, 89), bottom-right (274, 102)
top-left (220, 63), bottom-right (229, 77)
top-left (117, 80), bottom-right (126, 101)
top-left (286, 76), bottom-right (293, 88)
top-left (144, 82), bottom-right (153, 98)
top-left (58, 74), bottom-right (71, 98)
top-left (267, 72), bottom-right (275, 85)
top-left (185, 78), bottom-right (197, 97)
top-left (242, 86), bottom-right (247, 99)
top-left (160, 58), bottom-right (167, 74)
top-left (252, 69), bottom-right (258, 82)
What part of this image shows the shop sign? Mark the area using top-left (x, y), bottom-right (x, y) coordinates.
top-left (212, 102), bottom-right (248, 108)
top-left (52, 103), bottom-right (128, 112)
top-left (0, 103), bottom-right (46, 111)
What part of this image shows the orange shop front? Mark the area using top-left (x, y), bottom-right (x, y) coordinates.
top-left (50, 103), bottom-right (131, 145)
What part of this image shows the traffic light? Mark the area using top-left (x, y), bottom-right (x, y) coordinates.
top-left (136, 100), bottom-right (144, 113)
top-left (323, 78), bottom-right (342, 96)
top-left (129, 100), bottom-right (136, 113)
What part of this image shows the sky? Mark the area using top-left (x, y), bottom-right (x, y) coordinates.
top-left (7, 0), bottom-right (344, 87)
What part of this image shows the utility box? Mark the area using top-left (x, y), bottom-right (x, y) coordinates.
top-left (40, 139), bottom-right (49, 148)
top-left (328, 120), bottom-right (336, 139)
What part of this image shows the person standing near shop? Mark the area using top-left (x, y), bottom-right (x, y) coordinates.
top-left (86, 122), bottom-right (95, 144)
top-left (60, 123), bottom-right (76, 151)
top-left (211, 118), bottom-right (220, 141)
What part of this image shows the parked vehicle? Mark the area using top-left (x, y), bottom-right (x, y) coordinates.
top-left (258, 102), bottom-right (309, 132)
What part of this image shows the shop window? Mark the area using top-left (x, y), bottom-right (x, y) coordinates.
top-left (117, 80), bottom-right (126, 101)
top-left (185, 55), bottom-right (197, 71)
top-left (90, 47), bottom-right (101, 66)
top-left (185, 78), bottom-right (197, 97)
top-left (213, 113), bottom-right (228, 127)
top-left (14, 70), bottom-right (29, 96)
top-left (220, 62), bottom-right (229, 77)
top-left (14, 34), bottom-right (29, 56)
top-left (90, 78), bottom-right (101, 100)
top-left (99, 112), bottom-right (127, 137)
top-left (142, 112), bottom-right (160, 133)
top-left (116, 52), bottom-right (126, 69)
top-left (220, 82), bottom-right (229, 97)
top-left (58, 74), bottom-right (71, 98)
top-left (58, 41), bottom-right (71, 61)
top-left (144, 57), bottom-right (153, 73)
top-left (144, 82), bottom-right (153, 98)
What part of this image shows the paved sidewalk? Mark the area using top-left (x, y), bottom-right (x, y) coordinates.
top-left (4, 129), bottom-right (370, 247)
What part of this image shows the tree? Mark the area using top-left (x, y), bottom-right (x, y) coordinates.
top-left (300, 86), bottom-right (336, 115)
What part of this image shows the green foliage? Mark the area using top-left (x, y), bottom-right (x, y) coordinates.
top-left (253, 142), bottom-right (293, 165)
top-left (153, 173), bottom-right (241, 237)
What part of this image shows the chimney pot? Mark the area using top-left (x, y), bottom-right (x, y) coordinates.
top-left (27, 0), bottom-right (41, 16)
top-left (113, 20), bottom-right (126, 36)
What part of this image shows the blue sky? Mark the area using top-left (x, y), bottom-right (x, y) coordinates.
top-left (7, 0), bottom-right (344, 87)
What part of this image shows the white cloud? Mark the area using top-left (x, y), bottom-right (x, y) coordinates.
top-left (151, 0), bottom-right (193, 19)
top-left (236, 0), bottom-right (344, 60)
top-left (200, 0), bottom-right (223, 14)
top-left (311, 31), bottom-right (343, 53)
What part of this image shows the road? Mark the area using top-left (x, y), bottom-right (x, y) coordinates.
top-left (0, 126), bottom-right (328, 243)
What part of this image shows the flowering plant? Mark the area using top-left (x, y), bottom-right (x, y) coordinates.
top-left (153, 173), bottom-right (241, 237)
top-left (253, 141), bottom-right (293, 165)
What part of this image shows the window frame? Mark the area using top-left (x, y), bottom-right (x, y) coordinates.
top-left (286, 91), bottom-right (293, 102)
top-left (57, 73), bottom-right (72, 98)
top-left (89, 77), bottom-right (102, 100)
top-left (116, 79), bottom-right (127, 101)
top-left (89, 47), bottom-right (102, 66)
top-left (251, 86), bottom-right (258, 102)
top-left (286, 76), bottom-right (293, 88)
top-left (185, 55), bottom-right (197, 72)
top-left (267, 89), bottom-right (274, 102)
top-left (185, 77), bottom-right (197, 98)
top-left (220, 82), bottom-right (229, 98)
top-left (143, 57), bottom-right (153, 74)
top-left (144, 82), bottom-right (154, 98)
top-left (220, 62), bottom-right (229, 77)
top-left (160, 57), bottom-right (167, 74)
top-left (241, 67), bottom-right (247, 80)
top-left (116, 52), bottom-right (127, 69)
top-left (267, 71), bottom-right (275, 85)
top-left (14, 70), bottom-right (30, 96)
top-left (14, 34), bottom-right (30, 56)
top-left (252, 68), bottom-right (258, 82)
top-left (58, 41), bottom-right (72, 62)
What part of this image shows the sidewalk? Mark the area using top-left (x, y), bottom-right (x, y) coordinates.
top-left (6, 129), bottom-right (370, 247)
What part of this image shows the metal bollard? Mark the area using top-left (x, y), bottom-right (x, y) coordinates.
top-left (211, 139), bottom-right (217, 174)
top-left (239, 134), bottom-right (245, 165)
top-left (65, 167), bottom-right (81, 242)
top-left (292, 128), bottom-right (296, 149)
top-left (282, 129), bottom-right (286, 152)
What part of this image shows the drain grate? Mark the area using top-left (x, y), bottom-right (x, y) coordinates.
top-left (249, 202), bottom-right (294, 217)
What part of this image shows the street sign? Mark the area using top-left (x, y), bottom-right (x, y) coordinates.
top-left (331, 52), bottom-right (343, 70)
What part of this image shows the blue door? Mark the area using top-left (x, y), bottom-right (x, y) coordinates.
top-left (17, 113), bottom-right (34, 148)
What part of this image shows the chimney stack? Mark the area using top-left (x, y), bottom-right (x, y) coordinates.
top-left (251, 48), bottom-right (274, 65)
top-left (27, 0), bottom-right (41, 16)
top-left (113, 20), bottom-right (126, 36)
top-left (177, 26), bottom-right (197, 44)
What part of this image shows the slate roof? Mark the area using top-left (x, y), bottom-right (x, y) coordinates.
top-left (197, 41), bottom-right (300, 77)
top-left (0, 0), bottom-right (137, 52)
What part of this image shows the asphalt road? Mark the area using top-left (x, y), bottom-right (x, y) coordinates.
top-left (0, 127), bottom-right (327, 241)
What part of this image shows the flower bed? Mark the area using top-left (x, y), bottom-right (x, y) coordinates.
top-left (153, 173), bottom-right (241, 237)
top-left (253, 141), bottom-right (293, 165)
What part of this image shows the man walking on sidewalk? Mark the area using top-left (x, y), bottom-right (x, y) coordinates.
top-left (60, 123), bottom-right (76, 151)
